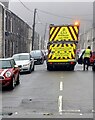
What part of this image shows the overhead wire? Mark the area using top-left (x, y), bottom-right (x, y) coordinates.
top-left (17, 1), bottom-right (92, 23)
top-left (18, 0), bottom-right (33, 13)
top-left (37, 9), bottom-right (92, 22)
top-left (36, 12), bottom-right (49, 27)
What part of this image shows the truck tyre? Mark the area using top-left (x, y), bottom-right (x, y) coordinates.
top-left (70, 66), bottom-right (74, 71)
top-left (47, 65), bottom-right (53, 71)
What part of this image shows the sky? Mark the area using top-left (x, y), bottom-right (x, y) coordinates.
top-left (9, 0), bottom-right (94, 2)
top-left (8, 0), bottom-right (93, 40)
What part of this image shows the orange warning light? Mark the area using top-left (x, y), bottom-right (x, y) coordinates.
top-left (74, 21), bottom-right (80, 26)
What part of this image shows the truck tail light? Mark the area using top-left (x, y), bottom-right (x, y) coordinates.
top-left (70, 62), bottom-right (74, 64)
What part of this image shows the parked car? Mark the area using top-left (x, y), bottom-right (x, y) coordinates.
top-left (12, 53), bottom-right (35, 73)
top-left (41, 50), bottom-right (47, 60)
top-left (90, 51), bottom-right (95, 65)
top-left (92, 60), bottom-right (95, 71)
top-left (0, 58), bottom-right (20, 90)
top-left (30, 50), bottom-right (44, 65)
top-left (77, 49), bottom-right (95, 66)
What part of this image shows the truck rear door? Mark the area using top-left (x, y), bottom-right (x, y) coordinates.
top-left (48, 42), bottom-right (77, 63)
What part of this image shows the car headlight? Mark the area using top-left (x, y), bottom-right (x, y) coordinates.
top-left (40, 56), bottom-right (42, 59)
top-left (23, 63), bottom-right (30, 67)
top-left (5, 71), bottom-right (12, 78)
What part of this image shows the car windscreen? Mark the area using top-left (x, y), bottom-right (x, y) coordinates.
top-left (13, 55), bottom-right (30, 61)
top-left (0, 60), bottom-right (12, 69)
top-left (31, 51), bottom-right (41, 57)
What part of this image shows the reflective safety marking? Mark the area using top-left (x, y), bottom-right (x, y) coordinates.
top-left (50, 27), bottom-right (55, 35)
top-left (69, 26), bottom-right (77, 40)
top-left (74, 26), bottom-right (79, 34)
top-left (54, 27), bottom-right (73, 41)
top-left (48, 59), bottom-right (75, 62)
top-left (50, 27), bottom-right (60, 41)
top-left (48, 43), bottom-right (76, 60)
top-left (58, 96), bottom-right (63, 115)
top-left (60, 81), bottom-right (63, 91)
top-left (49, 25), bottom-right (79, 41)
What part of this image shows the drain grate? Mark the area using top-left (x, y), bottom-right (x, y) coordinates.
top-left (43, 113), bottom-right (53, 116)
top-left (22, 98), bottom-right (32, 103)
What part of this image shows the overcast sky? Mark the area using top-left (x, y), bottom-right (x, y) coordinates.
top-left (9, 1), bottom-right (93, 39)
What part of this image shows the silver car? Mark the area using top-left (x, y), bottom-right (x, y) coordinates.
top-left (12, 53), bottom-right (35, 73)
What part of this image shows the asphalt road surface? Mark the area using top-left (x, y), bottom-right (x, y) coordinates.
top-left (1, 61), bottom-right (94, 118)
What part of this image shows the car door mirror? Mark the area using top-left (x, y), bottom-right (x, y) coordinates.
top-left (18, 65), bottom-right (22, 68)
top-left (30, 57), bottom-right (33, 60)
top-left (14, 65), bottom-right (18, 68)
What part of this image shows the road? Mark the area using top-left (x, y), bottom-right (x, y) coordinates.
top-left (1, 61), bottom-right (94, 118)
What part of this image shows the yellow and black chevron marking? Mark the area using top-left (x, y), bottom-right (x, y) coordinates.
top-left (48, 43), bottom-right (76, 61)
top-left (49, 26), bottom-right (79, 41)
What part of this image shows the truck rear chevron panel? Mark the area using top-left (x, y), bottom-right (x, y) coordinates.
top-left (49, 26), bottom-right (79, 41)
top-left (48, 43), bottom-right (76, 60)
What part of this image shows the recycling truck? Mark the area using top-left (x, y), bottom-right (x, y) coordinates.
top-left (47, 23), bottom-right (80, 71)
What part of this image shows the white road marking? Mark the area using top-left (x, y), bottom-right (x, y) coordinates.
top-left (62, 109), bottom-right (80, 112)
top-left (15, 112), bottom-right (18, 114)
top-left (60, 81), bottom-right (63, 91)
top-left (80, 113), bottom-right (83, 115)
top-left (58, 96), bottom-right (63, 115)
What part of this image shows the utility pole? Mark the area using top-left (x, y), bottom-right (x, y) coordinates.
top-left (32, 8), bottom-right (37, 50)
top-left (43, 23), bottom-right (47, 50)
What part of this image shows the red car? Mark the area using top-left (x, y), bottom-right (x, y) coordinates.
top-left (0, 58), bottom-right (20, 90)
top-left (90, 51), bottom-right (95, 65)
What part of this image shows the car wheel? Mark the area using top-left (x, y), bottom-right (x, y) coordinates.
top-left (29, 66), bottom-right (32, 73)
top-left (92, 66), bottom-right (95, 71)
top-left (10, 77), bottom-right (15, 90)
top-left (16, 74), bottom-right (20, 85)
top-left (47, 65), bottom-right (53, 71)
top-left (32, 65), bottom-right (35, 71)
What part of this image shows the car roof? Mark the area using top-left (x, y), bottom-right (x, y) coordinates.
top-left (30, 50), bottom-right (42, 53)
top-left (0, 57), bottom-right (13, 61)
top-left (13, 53), bottom-right (30, 56)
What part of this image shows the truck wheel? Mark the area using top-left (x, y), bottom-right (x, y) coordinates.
top-left (47, 65), bottom-right (53, 71)
top-left (70, 66), bottom-right (74, 71)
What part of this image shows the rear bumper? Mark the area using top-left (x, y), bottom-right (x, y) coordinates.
top-left (47, 61), bottom-right (76, 66)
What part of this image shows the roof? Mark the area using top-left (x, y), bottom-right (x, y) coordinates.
top-left (12, 53), bottom-right (30, 56)
top-left (30, 50), bottom-right (42, 53)
top-left (0, 57), bottom-right (13, 60)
